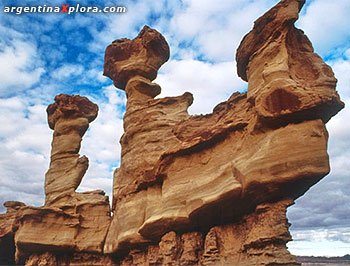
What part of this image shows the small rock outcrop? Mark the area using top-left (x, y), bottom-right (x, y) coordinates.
top-left (0, 201), bottom-right (25, 265)
top-left (0, 0), bottom-right (344, 265)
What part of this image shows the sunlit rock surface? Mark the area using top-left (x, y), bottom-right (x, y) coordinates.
top-left (0, 0), bottom-right (344, 265)
top-left (104, 1), bottom-right (343, 264)
top-left (8, 95), bottom-right (111, 265)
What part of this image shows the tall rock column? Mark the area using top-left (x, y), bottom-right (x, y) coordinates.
top-left (13, 94), bottom-right (112, 265)
top-left (45, 94), bottom-right (98, 205)
top-left (103, 26), bottom-right (193, 253)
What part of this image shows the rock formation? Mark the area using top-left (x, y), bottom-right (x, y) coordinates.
top-left (45, 94), bottom-right (99, 205)
top-left (236, 0), bottom-right (341, 125)
top-left (103, 1), bottom-right (343, 264)
top-left (0, 0), bottom-right (344, 265)
top-left (116, 199), bottom-right (298, 266)
top-left (3, 95), bottom-right (112, 265)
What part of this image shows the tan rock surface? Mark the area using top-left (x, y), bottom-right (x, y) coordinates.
top-left (0, 0), bottom-right (345, 265)
top-left (236, 0), bottom-right (343, 124)
top-left (104, 0), bottom-right (343, 257)
top-left (117, 199), bottom-right (300, 265)
top-left (45, 94), bottom-right (98, 205)
top-left (103, 25), bottom-right (195, 254)
top-left (0, 201), bottom-right (25, 266)
top-left (13, 95), bottom-right (111, 265)
top-left (15, 192), bottom-right (110, 258)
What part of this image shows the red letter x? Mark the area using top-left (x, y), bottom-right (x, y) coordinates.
top-left (61, 5), bottom-right (69, 12)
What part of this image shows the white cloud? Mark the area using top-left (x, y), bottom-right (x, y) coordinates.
top-left (168, 0), bottom-right (276, 61)
top-left (0, 97), bottom-right (25, 137)
top-left (330, 56), bottom-right (350, 101)
top-left (0, 97), bottom-right (51, 212)
top-left (0, 98), bottom-right (50, 155)
top-left (51, 64), bottom-right (84, 80)
top-left (292, 228), bottom-right (350, 243)
top-left (156, 59), bottom-right (247, 114)
top-left (297, 0), bottom-right (350, 57)
top-left (0, 40), bottom-right (44, 96)
top-left (288, 228), bottom-right (350, 256)
top-left (346, 48), bottom-right (350, 59)
top-left (87, 69), bottom-right (109, 83)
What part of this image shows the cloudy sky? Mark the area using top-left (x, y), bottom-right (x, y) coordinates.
top-left (0, 0), bottom-right (349, 257)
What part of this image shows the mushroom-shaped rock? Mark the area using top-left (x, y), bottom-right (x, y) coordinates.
top-left (45, 94), bottom-right (98, 205)
top-left (104, 25), bottom-right (170, 94)
top-left (47, 94), bottom-right (98, 131)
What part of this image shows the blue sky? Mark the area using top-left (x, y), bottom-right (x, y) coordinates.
top-left (0, 0), bottom-right (349, 257)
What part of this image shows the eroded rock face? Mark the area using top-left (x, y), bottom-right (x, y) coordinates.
top-left (103, 0), bottom-right (343, 263)
top-left (14, 191), bottom-right (111, 265)
top-left (45, 94), bottom-right (98, 205)
top-left (236, 0), bottom-right (343, 124)
top-left (117, 200), bottom-right (300, 265)
top-left (0, 0), bottom-right (344, 265)
top-left (25, 252), bottom-right (113, 266)
top-left (12, 95), bottom-right (111, 265)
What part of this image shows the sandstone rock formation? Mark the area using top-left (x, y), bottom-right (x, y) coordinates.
top-left (0, 0), bottom-right (344, 265)
top-left (117, 200), bottom-right (299, 266)
top-left (7, 95), bottom-right (111, 265)
top-left (45, 94), bottom-right (99, 205)
top-left (103, 1), bottom-right (343, 264)
top-left (104, 25), bottom-right (170, 92)
top-left (236, 0), bottom-right (342, 125)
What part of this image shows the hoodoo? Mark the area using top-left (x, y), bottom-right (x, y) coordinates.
top-left (0, 0), bottom-right (344, 265)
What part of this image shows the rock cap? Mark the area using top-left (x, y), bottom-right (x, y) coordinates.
top-left (103, 25), bottom-right (170, 89)
top-left (46, 94), bottom-right (98, 130)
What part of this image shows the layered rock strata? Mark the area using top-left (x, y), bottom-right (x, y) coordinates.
top-left (236, 0), bottom-right (342, 125)
top-left (103, 0), bottom-right (343, 264)
top-left (117, 200), bottom-right (299, 266)
top-left (12, 95), bottom-right (112, 265)
top-left (0, 0), bottom-right (345, 265)
top-left (44, 94), bottom-right (99, 205)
